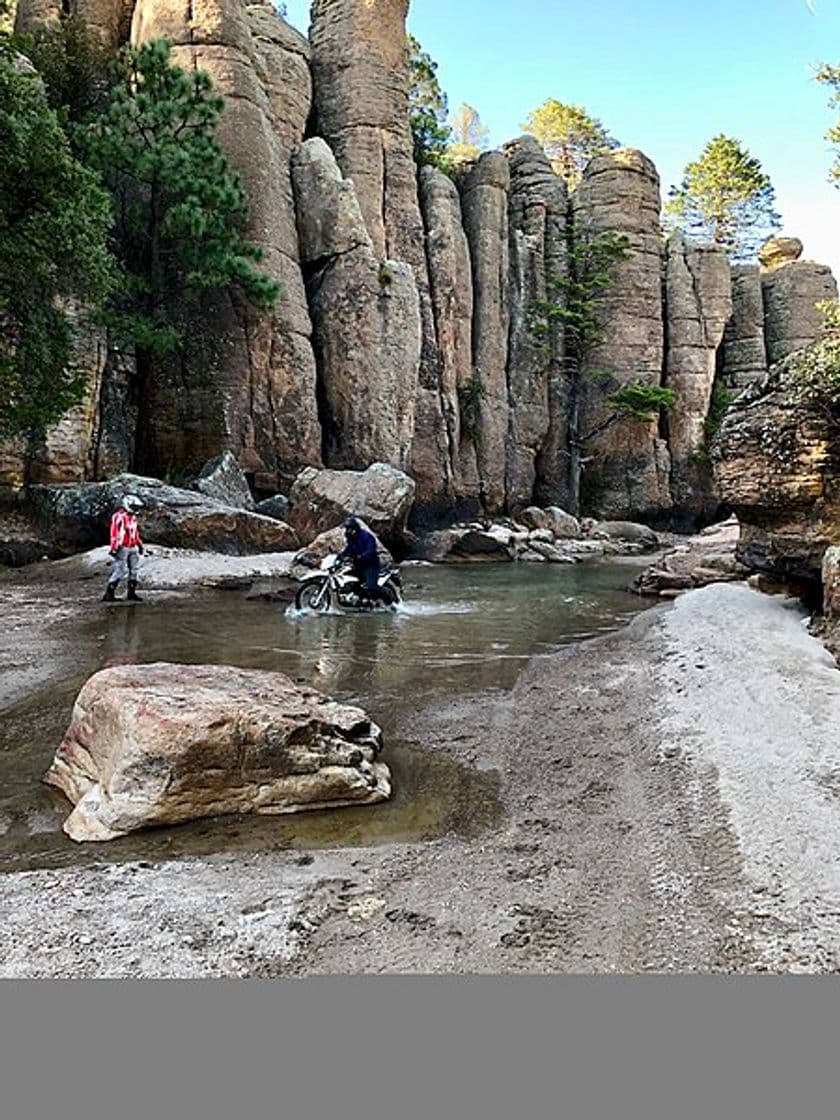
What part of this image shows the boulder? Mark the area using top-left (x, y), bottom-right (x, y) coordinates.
top-left (587, 520), bottom-right (659, 551)
top-left (526, 539), bottom-right (576, 564)
top-left (758, 237), bottom-right (804, 270)
top-left (518, 505), bottom-right (580, 538)
top-left (45, 663), bottom-right (391, 841)
top-left (193, 451), bottom-right (255, 511)
top-left (29, 474), bottom-right (300, 555)
top-left (255, 494), bottom-right (291, 521)
top-left (287, 463), bottom-right (415, 546)
top-left (631, 518), bottom-right (747, 597)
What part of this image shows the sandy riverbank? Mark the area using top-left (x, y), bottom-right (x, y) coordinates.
top-left (2, 580), bottom-right (840, 975)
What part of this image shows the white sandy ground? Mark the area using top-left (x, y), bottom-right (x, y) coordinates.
top-left (659, 584), bottom-right (840, 970)
top-left (5, 581), bottom-right (840, 973)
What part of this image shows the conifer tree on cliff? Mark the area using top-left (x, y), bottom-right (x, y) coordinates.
top-left (82, 39), bottom-right (278, 357)
top-left (522, 99), bottom-right (619, 189)
top-left (0, 46), bottom-right (114, 442)
top-left (407, 34), bottom-right (450, 167)
top-left (665, 135), bottom-right (781, 262)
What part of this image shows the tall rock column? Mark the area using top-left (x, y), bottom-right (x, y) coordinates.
top-left (762, 259), bottom-right (838, 366)
top-left (720, 265), bottom-right (768, 392)
top-left (503, 136), bottom-right (569, 513)
top-left (415, 166), bottom-right (479, 516)
top-left (664, 233), bottom-right (731, 518)
top-left (129, 0), bottom-right (321, 489)
top-left (571, 149), bottom-right (670, 518)
top-left (15, 0), bottom-right (133, 47)
top-left (291, 139), bottom-right (420, 470)
top-left (310, 0), bottom-right (445, 507)
top-left (461, 152), bottom-right (511, 513)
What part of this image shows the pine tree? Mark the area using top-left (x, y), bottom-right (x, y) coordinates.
top-left (82, 39), bottom-right (278, 352)
top-left (446, 102), bottom-right (489, 168)
top-left (407, 34), bottom-right (450, 168)
top-left (0, 54), bottom-right (114, 442)
top-left (522, 99), bottom-right (618, 189)
top-left (665, 135), bottom-right (781, 261)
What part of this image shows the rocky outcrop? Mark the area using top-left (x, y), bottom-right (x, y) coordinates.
top-left (632, 517), bottom-right (748, 597)
top-left (194, 450), bottom-right (255, 511)
top-left (572, 149), bottom-right (671, 519)
top-left (413, 165), bottom-right (477, 515)
top-left (291, 138), bottom-right (421, 471)
top-left (309, 0), bottom-right (439, 407)
top-left (762, 261), bottom-right (838, 366)
top-left (664, 234), bottom-right (732, 517)
top-left (29, 474), bottom-right (300, 555)
top-left (720, 266), bottom-right (768, 392)
top-left (713, 361), bottom-right (840, 583)
top-left (286, 462), bottom-right (415, 546)
top-left (462, 152), bottom-right (511, 513)
top-left (504, 137), bottom-right (569, 513)
top-left (46, 663), bottom-right (391, 841)
top-left (127, 0), bottom-right (321, 490)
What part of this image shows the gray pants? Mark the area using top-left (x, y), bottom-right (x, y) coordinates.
top-left (108, 546), bottom-right (140, 586)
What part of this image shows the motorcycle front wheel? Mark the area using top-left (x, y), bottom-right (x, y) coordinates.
top-left (295, 580), bottom-right (332, 612)
top-left (379, 581), bottom-right (399, 606)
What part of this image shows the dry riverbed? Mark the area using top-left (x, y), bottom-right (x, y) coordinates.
top-left (2, 577), bottom-right (840, 975)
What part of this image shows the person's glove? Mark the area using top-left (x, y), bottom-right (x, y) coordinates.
top-left (109, 549), bottom-right (118, 559)
top-left (138, 544), bottom-right (145, 555)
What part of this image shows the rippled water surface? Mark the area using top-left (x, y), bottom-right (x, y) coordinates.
top-left (0, 561), bottom-right (650, 870)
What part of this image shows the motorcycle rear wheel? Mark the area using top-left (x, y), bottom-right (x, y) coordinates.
top-left (295, 580), bottom-right (332, 612)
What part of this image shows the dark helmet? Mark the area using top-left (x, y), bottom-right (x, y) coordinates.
top-left (343, 517), bottom-right (361, 536)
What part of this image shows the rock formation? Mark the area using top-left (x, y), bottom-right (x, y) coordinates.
top-left (664, 233), bottom-right (732, 516)
top-left (286, 461), bottom-right (415, 546)
top-left (720, 266), bottom-right (768, 392)
top-left (504, 136), bottom-right (569, 513)
top-left (128, 0), bottom-right (322, 490)
top-left (5, 0), bottom-right (840, 535)
top-left (29, 473), bottom-right (300, 554)
top-left (461, 152), bottom-right (511, 512)
top-left (571, 150), bottom-right (671, 518)
top-left (762, 261), bottom-right (838, 366)
top-left (291, 138), bottom-right (421, 471)
top-left (713, 360), bottom-right (840, 584)
top-left (46, 663), bottom-right (391, 841)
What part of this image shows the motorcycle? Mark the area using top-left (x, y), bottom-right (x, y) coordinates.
top-left (294, 554), bottom-right (402, 613)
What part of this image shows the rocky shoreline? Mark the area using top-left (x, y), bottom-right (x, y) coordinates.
top-left (3, 572), bottom-right (840, 975)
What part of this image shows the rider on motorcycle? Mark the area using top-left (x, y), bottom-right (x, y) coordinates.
top-left (337, 517), bottom-right (383, 604)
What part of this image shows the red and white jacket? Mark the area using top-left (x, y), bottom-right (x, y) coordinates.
top-left (110, 509), bottom-right (143, 551)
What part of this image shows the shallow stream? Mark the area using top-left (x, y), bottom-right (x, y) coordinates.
top-left (0, 561), bottom-right (651, 871)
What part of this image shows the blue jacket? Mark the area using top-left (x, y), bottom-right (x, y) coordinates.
top-left (340, 526), bottom-right (379, 570)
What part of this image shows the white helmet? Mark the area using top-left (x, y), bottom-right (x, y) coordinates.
top-left (121, 494), bottom-right (144, 513)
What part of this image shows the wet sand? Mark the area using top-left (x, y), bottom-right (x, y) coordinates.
top-left (2, 578), bottom-right (840, 974)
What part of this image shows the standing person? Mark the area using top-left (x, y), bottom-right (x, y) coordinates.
top-left (338, 517), bottom-right (383, 605)
top-left (103, 494), bottom-right (145, 602)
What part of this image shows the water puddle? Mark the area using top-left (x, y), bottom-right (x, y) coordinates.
top-left (0, 560), bottom-right (650, 870)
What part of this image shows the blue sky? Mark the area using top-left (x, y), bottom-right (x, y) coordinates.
top-left (283, 0), bottom-right (840, 275)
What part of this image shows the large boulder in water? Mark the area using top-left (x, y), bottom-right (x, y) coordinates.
top-left (287, 462), bottom-right (415, 546)
top-left (28, 474), bottom-right (299, 555)
top-left (45, 663), bottom-right (391, 842)
top-left (193, 451), bottom-right (255, 511)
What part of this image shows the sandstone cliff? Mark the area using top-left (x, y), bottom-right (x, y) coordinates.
top-left (6, 0), bottom-right (838, 533)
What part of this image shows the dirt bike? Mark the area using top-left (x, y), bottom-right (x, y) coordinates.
top-left (294, 554), bottom-right (402, 613)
